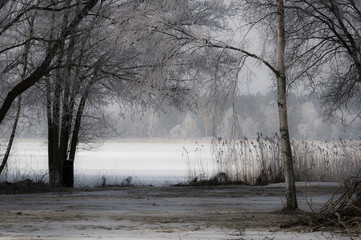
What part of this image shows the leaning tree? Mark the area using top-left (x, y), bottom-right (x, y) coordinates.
top-left (158, 0), bottom-right (299, 211)
top-left (223, 0), bottom-right (361, 210)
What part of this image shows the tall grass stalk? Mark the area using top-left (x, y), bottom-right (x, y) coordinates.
top-left (187, 135), bottom-right (361, 185)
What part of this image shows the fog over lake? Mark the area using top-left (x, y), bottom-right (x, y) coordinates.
top-left (2, 138), bottom-right (213, 186)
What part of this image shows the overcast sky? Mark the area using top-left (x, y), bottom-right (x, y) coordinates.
top-left (239, 65), bottom-right (274, 94)
top-left (224, 13), bottom-right (275, 95)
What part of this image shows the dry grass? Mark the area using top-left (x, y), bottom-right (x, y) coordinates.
top-left (280, 172), bottom-right (361, 235)
top-left (187, 135), bottom-right (361, 185)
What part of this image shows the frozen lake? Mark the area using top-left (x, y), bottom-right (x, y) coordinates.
top-left (1, 138), bottom-right (213, 186)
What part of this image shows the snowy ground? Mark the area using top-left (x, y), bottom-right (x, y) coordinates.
top-left (0, 183), bottom-right (358, 240)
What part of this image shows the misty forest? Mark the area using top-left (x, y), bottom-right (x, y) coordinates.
top-left (0, 0), bottom-right (361, 239)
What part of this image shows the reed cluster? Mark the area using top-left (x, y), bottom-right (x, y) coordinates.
top-left (187, 135), bottom-right (361, 185)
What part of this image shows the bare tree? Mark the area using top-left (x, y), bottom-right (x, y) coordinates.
top-left (0, 7), bottom-right (35, 175)
top-left (0, 0), bottom-right (101, 125)
top-left (40, 0), bottom-right (136, 186)
top-left (222, 0), bottom-right (360, 210)
top-left (160, 0), bottom-right (299, 211)
top-left (282, 0), bottom-right (361, 122)
top-left (37, 0), bottom-right (235, 187)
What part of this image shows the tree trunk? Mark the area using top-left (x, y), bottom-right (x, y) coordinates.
top-left (59, 0), bottom-right (73, 167)
top-left (0, 96), bottom-right (21, 175)
top-left (276, 0), bottom-right (298, 212)
top-left (0, 15), bottom-right (33, 176)
top-left (69, 88), bottom-right (89, 161)
top-left (47, 0), bottom-right (74, 187)
top-left (47, 36), bottom-right (64, 187)
top-left (48, 123), bottom-right (62, 186)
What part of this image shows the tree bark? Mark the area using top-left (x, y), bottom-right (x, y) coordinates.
top-left (0, 96), bottom-right (21, 175)
top-left (276, 0), bottom-right (298, 212)
top-left (59, 0), bottom-right (73, 168)
top-left (69, 85), bottom-right (90, 161)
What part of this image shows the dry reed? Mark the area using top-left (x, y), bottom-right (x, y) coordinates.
top-left (187, 135), bottom-right (361, 185)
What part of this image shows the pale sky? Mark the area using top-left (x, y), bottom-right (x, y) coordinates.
top-left (224, 13), bottom-right (275, 95)
top-left (239, 64), bottom-right (274, 94)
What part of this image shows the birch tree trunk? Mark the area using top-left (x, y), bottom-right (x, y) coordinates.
top-left (276, 0), bottom-right (298, 212)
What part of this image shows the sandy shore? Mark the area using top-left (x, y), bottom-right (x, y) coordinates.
top-left (0, 183), bottom-right (358, 239)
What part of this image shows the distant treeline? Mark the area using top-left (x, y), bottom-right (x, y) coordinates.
top-left (13, 91), bottom-right (361, 140)
top-left (114, 91), bottom-right (360, 140)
